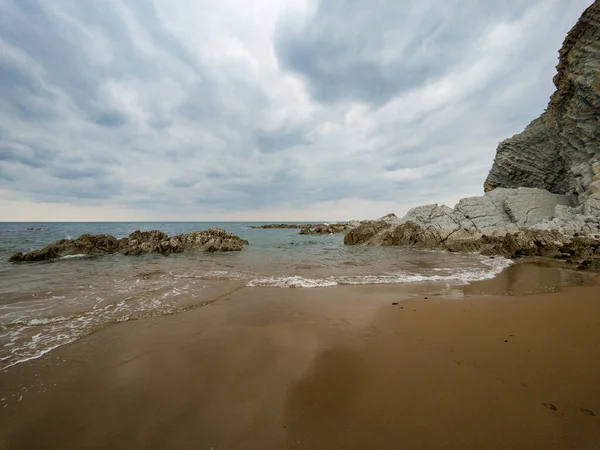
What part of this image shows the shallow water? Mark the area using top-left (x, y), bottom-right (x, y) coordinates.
top-left (0, 221), bottom-right (543, 369)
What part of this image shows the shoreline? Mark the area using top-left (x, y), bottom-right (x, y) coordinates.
top-left (1, 262), bottom-right (599, 449)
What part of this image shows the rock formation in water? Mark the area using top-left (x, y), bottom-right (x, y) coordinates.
top-left (345, 2), bottom-right (600, 270)
top-left (9, 229), bottom-right (249, 263)
top-left (298, 224), bottom-right (351, 235)
top-left (249, 222), bottom-right (355, 234)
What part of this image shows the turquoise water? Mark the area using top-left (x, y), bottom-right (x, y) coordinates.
top-left (0, 222), bottom-right (511, 369)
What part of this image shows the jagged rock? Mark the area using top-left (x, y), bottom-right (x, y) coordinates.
top-left (344, 187), bottom-right (600, 268)
top-left (298, 224), bottom-right (350, 235)
top-left (177, 229), bottom-right (249, 252)
top-left (344, 220), bottom-right (391, 245)
top-left (578, 257), bottom-right (600, 271)
top-left (250, 222), bottom-right (356, 232)
top-left (484, 1), bottom-right (600, 204)
top-left (9, 229), bottom-right (248, 263)
top-left (120, 230), bottom-right (169, 256)
top-left (347, 188), bottom-right (580, 246)
top-left (349, 217), bottom-right (600, 262)
top-left (378, 213), bottom-right (400, 223)
top-left (9, 234), bottom-right (122, 262)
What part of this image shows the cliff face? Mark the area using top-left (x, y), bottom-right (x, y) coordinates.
top-left (344, 2), bottom-right (600, 268)
top-left (484, 0), bottom-right (600, 203)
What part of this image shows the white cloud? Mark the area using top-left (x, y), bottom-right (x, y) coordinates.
top-left (0, 0), bottom-right (591, 220)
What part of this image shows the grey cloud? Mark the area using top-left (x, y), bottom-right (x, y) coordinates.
top-left (275, 0), bottom-right (534, 104)
top-left (0, 166), bottom-right (16, 182)
top-left (254, 127), bottom-right (310, 153)
top-left (1, 0), bottom-right (209, 125)
top-left (0, 0), bottom-right (593, 217)
top-left (167, 178), bottom-right (198, 189)
top-left (0, 162), bottom-right (123, 202)
top-left (0, 143), bottom-right (56, 168)
top-left (0, 60), bottom-right (58, 121)
top-left (92, 111), bottom-right (128, 128)
top-left (48, 165), bottom-right (111, 180)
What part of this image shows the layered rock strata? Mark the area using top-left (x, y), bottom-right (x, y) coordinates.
top-left (484, 1), bottom-right (600, 204)
top-left (9, 229), bottom-right (249, 263)
top-left (298, 224), bottom-right (351, 234)
top-left (346, 3), bottom-right (600, 270)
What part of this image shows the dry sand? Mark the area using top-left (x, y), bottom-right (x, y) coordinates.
top-left (1, 262), bottom-right (599, 449)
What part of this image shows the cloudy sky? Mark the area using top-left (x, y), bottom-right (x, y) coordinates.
top-left (0, 0), bottom-right (591, 221)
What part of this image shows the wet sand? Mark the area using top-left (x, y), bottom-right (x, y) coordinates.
top-left (1, 262), bottom-right (599, 449)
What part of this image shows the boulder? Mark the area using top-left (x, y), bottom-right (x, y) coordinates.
top-left (120, 230), bottom-right (169, 256)
top-left (9, 234), bottom-right (122, 262)
top-left (344, 220), bottom-right (391, 245)
top-left (177, 229), bottom-right (249, 252)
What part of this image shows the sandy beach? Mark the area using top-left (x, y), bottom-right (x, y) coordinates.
top-left (1, 262), bottom-right (599, 449)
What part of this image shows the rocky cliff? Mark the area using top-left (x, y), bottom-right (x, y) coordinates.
top-left (484, 0), bottom-right (600, 205)
top-left (345, 2), bottom-right (600, 269)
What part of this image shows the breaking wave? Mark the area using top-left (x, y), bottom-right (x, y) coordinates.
top-left (247, 257), bottom-right (513, 288)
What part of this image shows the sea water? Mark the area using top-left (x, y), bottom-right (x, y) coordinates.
top-left (0, 222), bottom-right (512, 369)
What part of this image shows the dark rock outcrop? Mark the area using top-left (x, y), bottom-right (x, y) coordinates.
top-left (9, 228), bottom-right (249, 263)
top-left (299, 224), bottom-right (350, 235)
top-left (250, 222), bottom-right (355, 235)
top-left (344, 213), bottom-right (402, 244)
top-left (344, 221), bottom-right (391, 245)
top-left (484, 1), bottom-right (600, 206)
top-left (9, 234), bottom-right (122, 263)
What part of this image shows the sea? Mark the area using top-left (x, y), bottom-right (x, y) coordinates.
top-left (0, 222), bottom-right (513, 370)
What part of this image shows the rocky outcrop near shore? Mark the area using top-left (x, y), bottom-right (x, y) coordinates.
top-left (345, 188), bottom-right (600, 269)
top-left (9, 229), bottom-right (249, 263)
top-left (345, 3), bottom-right (600, 270)
top-left (298, 224), bottom-right (351, 235)
top-left (484, 1), bottom-right (600, 204)
top-left (249, 222), bottom-right (355, 234)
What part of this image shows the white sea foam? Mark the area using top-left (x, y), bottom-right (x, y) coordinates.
top-left (173, 270), bottom-right (249, 281)
top-left (61, 254), bottom-right (87, 259)
top-left (12, 315), bottom-right (74, 326)
top-left (337, 257), bottom-right (512, 285)
top-left (0, 274), bottom-right (212, 370)
top-left (246, 257), bottom-right (513, 288)
top-left (0, 246), bottom-right (513, 370)
top-left (247, 276), bottom-right (338, 288)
